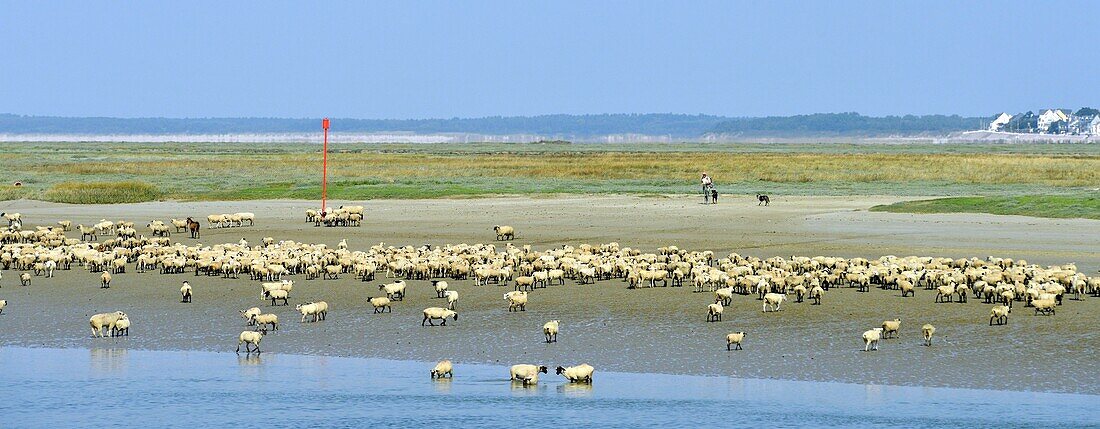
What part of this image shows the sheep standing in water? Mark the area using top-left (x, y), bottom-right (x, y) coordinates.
top-left (237, 330), bottom-right (265, 354)
top-left (921, 324), bottom-right (936, 346)
top-left (543, 320), bottom-right (559, 343)
top-left (431, 360), bottom-right (453, 379)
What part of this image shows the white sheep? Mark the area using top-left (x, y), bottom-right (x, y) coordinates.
top-left (251, 313), bottom-right (279, 331)
top-left (422, 307), bottom-right (458, 326)
top-left (707, 303), bottom-right (724, 322)
top-left (111, 316), bottom-right (131, 337)
top-left (240, 307), bottom-right (262, 325)
top-left (509, 364), bottom-right (548, 385)
top-left (921, 324), bottom-right (935, 346)
top-left (379, 281), bottom-right (407, 301)
top-left (235, 212), bottom-right (255, 226)
top-left (543, 320), bottom-right (559, 343)
top-left (556, 364), bottom-right (594, 383)
top-left (180, 281), bottom-right (193, 303)
top-left (431, 360), bottom-right (453, 379)
top-left (809, 285), bottom-right (825, 305)
top-left (21, 272), bottom-right (32, 287)
top-left (432, 280), bottom-right (449, 298)
top-left (493, 225), bottom-right (515, 241)
top-left (1033, 299), bottom-right (1056, 316)
top-left (260, 280), bottom-right (293, 300)
top-left (444, 290), bottom-right (459, 310)
top-left (99, 271), bottom-right (110, 289)
top-left (714, 287), bottom-right (734, 306)
top-left (989, 305), bottom-right (1010, 325)
top-left (0, 299), bottom-right (6, 314)
top-left (762, 293), bottom-right (786, 313)
top-left (935, 284), bottom-right (956, 303)
top-left (267, 289), bottom-right (289, 306)
top-left (504, 291), bottom-right (528, 312)
top-left (881, 319), bottom-right (901, 339)
top-left (368, 296), bottom-right (392, 313)
top-left (296, 301), bottom-right (329, 322)
top-left (89, 311), bottom-right (127, 338)
top-left (862, 328), bottom-right (883, 351)
top-left (726, 331), bottom-right (746, 350)
top-left (236, 330), bottom-right (265, 354)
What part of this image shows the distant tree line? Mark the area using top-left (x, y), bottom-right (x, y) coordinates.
top-left (0, 112), bottom-right (986, 137)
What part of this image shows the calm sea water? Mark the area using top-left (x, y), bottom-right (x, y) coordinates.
top-left (1, 347), bottom-right (1097, 428)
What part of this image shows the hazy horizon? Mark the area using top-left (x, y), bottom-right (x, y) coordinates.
top-left (3, 1), bottom-right (1099, 119)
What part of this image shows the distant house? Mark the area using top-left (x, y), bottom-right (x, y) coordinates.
top-left (1037, 109), bottom-right (1070, 133)
top-left (1091, 116), bottom-right (1100, 135)
top-left (988, 112), bottom-right (1012, 131)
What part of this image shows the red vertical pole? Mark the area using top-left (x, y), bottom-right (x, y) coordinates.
top-left (321, 118), bottom-right (330, 213)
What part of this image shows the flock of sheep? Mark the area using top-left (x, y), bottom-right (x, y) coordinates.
top-left (2, 209), bottom-right (1099, 385)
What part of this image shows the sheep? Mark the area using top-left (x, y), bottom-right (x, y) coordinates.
top-left (89, 311), bottom-right (127, 338)
top-left (809, 285), bottom-right (825, 305)
top-left (504, 291), bottom-right (528, 312)
top-left (921, 324), bottom-right (936, 346)
top-left (881, 319), bottom-right (901, 339)
top-left (444, 290), bottom-right (458, 310)
top-left (235, 212), bottom-right (255, 226)
top-left (296, 301), bottom-right (329, 322)
top-left (180, 281), bottom-right (193, 303)
top-left (556, 364), bottom-right (595, 383)
top-left (493, 225), bottom-right (515, 241)
top-left (267, 289), bottom-right (289, 306)
top-left (543, 320), bottom-right (559, 343)
top-left (368, 296), bottom-right (392, 313)
top-left (862, 328), bottom-right (883, 351)
top-left (20, 272), bottom-right (31, 287)
top-left (509, 364), bottom-right (548, 385)
top-left (379, 281), bottom-right (407, 301)
top-left (706, 303), bottom-right (724, 322)
top-left (989, 305), bottom-right (1010, 325)
top-left (899, 280), bottom-right (914, 297)
top-left (240, 307), bottom-right (262, 325)
top-left (245, 313), bottom-right (276, 332)
top-left (1032, 298), bottom-right (1056, 316)
top-left (714, 287), bottom-right (734, 306)
top-left (431, 360), bottom-right (453, 379)
top-left (422, 307), bottom-right (458, 326)
top-left (236, 330), bottom-right (265, 354)
top-left (432, 280), bottom-right (449, 298)
top-left (260, 280), bottom-right (293, 300)
top-left (762, 293), bottom-right (786, 313)
top-left (0, 299), bottom-right (7, 314)
top-left (726, 332), bottom-right (746, 350)
top-left (58, 220), bottom-right (72, 231)
top-left (935, 284), bottom-right (955, 303)
top-left (112, 316), bottom-right (130, 337)
top-left (306, 209), bottom-right (318, 222)
top-left (792, 284), bottom-right (807, 303)
top-left (514, 276), bottom-right (535, 292)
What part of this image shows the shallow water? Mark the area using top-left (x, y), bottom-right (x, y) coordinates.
top-left (2, 347), bottom-right (1098, 428)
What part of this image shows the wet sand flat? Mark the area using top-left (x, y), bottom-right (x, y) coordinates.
top-left (1, 195), bottom-right (1098, 393)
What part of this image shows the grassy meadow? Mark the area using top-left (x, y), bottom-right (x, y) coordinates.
top-left (0, 141), bottom-right (1097, 218)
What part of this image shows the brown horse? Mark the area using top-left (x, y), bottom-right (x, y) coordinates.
top-left (186, 217), bottom-right (201, 239)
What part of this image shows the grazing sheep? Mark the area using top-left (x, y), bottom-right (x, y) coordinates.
top-left (444, 290), bottom-right (459, 310)
top-left (240, 307), bottom-right (262, 325)
top-left (422, 307), bottom-right (458, 326)
top-left (180, 281), bottom-right (193, 303)
top-left (1032, 299), bottom-right (1056, 316)
top-left (726, 332), bottom-right (746, 350)
top-left (89, 311), bottom-right (127, 338)
top-left (493, 225), bottom-right (515, 241)
top-left (112, 316), bottom-right (130, 337)
top-left (714, 287), bottom-right (734, 306)
top-left (935, 284), bottom-right (956, 303)
top-left (296, 301), bottom-right (329, 322)
top-left (432, 280), bottom-right (449, 298)
top-left (509, 364), bottom-right (548, 386)
top-left (267, 289), bottom-right (289, 306)
top-left (899, 280), bottom-right (914, 297)
top-left (556, 364), bottom-right (595, 383)
top-left (379, 281), bottom-right (407, 301)
top-left (260, 280), bottom-right (294, 300)
top-left (236, 330), bottom-right (265, 354)
top-left (862, 328), bottom-right (883, 352)
top-left (504, 291), bottom-right (528, 312)
top-left (514, 276), bottom-right (535, 292)
top-left (809, 285), bottom-right (825, 305)
top-left (881, 319), bottom-right (901, 339)
top-left (20, 272), bottom-right (31, 287)
top-left (543, 320), bottom-right (559, 343)
top-left (0, 299), bottom-right (5, 314)
top-left (368, 296), bottom-right (392, 313)
top-left (990, 305), bottom-right (1010, 325)
top-left (706, 303), bottom-right (724, 322)
top-left (921, 324), bottom-right (936, 346)
top-left (431, 360), bottom-right (453, 379)
top-left (246, 313), bottom-right (276, 331)
top-left (762, 293), bottom-right (786, 313)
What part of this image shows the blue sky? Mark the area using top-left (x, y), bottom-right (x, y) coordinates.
top-left (2, 1), bottom-right (1097, 118)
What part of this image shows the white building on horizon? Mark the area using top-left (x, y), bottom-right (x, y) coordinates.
top-left (988, 112), bottom-right (1012, 131)
top-left (1037, 109), bottom-right (1069, 133)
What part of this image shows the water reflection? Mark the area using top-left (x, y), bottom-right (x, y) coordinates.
top-left (89, 348), bottom-right (128, 375)
top-left (557, 382), bottom-right (593, 397)
top-left (432, 377), bottom-right (453, 394)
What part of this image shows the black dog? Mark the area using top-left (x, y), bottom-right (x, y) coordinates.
top-left (756, 194), bottom-right (770, 206)
top-left (711, 189), bottom-right (719, 204)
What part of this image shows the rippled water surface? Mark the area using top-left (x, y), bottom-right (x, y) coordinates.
top-left (2, 347), bottom-right (1098, 428)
